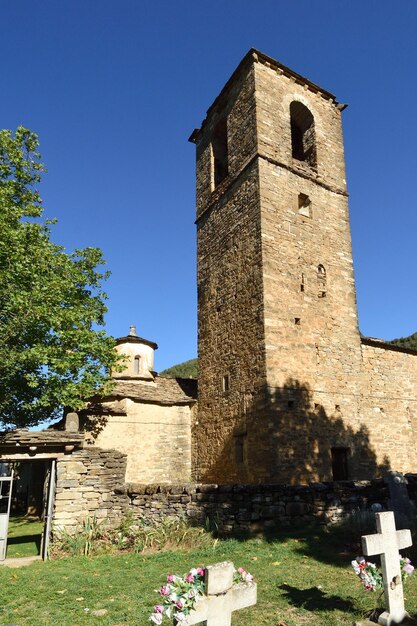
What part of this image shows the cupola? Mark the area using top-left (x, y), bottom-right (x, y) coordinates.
top-left (113, 325), bottom-right (158, 380)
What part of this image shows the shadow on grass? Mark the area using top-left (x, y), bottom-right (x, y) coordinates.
top-left (7, 533), bottom-right (41, 550)
top-left (7, 516), bottom-right (43, 557)
top-left (278, 583), bottom-right (358, 613)
top-left (223, 524), bottom-right (359, 568)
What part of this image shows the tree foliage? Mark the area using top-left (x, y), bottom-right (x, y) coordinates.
top-left (159, 358), bottom-right (198, 379)
top-left (0, 127), bottom-right (119, 428)
top-left (389, 332), bottom-right (417, 351)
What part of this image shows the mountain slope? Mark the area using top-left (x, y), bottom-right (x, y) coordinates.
top-left (159, 358), bottom-right (198, 378)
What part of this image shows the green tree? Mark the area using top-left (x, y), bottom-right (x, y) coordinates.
top-left (0, 127), bottom-right (119, 429)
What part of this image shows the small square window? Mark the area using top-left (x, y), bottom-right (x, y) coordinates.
top-left (294, 317), bottom-right (301, 325)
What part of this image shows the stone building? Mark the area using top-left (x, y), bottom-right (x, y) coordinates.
top-left (189, 48), bottom-right (417, 485)
top-left (3, 49), bottom-right (417, 557)
top-left (79, 325), bottom-right (197, 483)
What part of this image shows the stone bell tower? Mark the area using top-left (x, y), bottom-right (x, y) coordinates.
top-left (190, 49), bottom-right (364, 484)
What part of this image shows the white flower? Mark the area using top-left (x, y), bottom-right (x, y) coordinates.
top-left (150, 613), bottom-right (163, 625)
top-left (175, 612), bottom-right (187, 623)
top-left (243, 572), bottom-right (254, 582)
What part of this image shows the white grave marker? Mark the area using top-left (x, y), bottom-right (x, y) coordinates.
top-left (362, 511), bottom-right (412, 626)
top-left (184, 561), bottom-right (256, 626)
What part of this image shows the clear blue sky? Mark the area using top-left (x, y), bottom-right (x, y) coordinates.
top-left (1, 1), bottom-right (416, 371)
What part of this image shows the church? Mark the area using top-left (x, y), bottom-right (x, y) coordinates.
top-left (86, 48), bottom-right (417, 486)
top-left (1, 51), bottom-right (417, 550)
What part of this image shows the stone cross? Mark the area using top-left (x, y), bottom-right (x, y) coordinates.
top-left (184, 561), bottom-right (257, 626)
top-left (362, 511), bottom-right (412, 626)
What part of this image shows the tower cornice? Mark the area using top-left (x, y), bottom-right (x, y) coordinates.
top-left (189, 48), bottom-right (346, 145)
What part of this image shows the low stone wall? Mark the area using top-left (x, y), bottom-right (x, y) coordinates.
top-left (53, 455), bottom-right (417, 536)
top-left (54, 448), bottom-right (129, 532)
top-left (120, 479), bottom-right (394, 533)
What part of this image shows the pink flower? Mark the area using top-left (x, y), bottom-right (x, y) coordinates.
top-left (154, 605), bottom-right (164, 613)
top-left (197, 567), bottom-right (205, 576)
top-left (185, 573), bottom-right (195, 583)
top-left (403, 563), bottom-right (414, 575)
top-left (175, 600), bottom-right (184, 609)
top-left (160, 585), bottom-right (171, 596)
top-left (167, 574), bottom-right (176, 583)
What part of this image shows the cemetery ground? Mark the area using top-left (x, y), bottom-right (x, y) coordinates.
top-left (1, 523), bottom-right (417, 626)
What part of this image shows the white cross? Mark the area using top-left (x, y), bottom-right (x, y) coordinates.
top-left (362, 511), bottom-right (412, 626)
top-left (184, 561), bottom-right (257, 626)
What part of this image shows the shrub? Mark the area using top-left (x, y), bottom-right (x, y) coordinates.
top-left (51, 513), bottom-right (217, 558)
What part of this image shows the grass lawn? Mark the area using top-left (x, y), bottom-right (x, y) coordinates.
top-left (0, 526), bottom-right (416, 625)
top-left (6, 516), bottom-right (43, 558)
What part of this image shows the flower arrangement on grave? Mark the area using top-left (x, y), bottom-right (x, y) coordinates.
top-left (351, 555), bottom-right (414, 592)
top-left (149, 565), bottom-right (254, 624)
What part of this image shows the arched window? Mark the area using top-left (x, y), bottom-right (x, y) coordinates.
top-left (134, 355), bottom-right (141, 375)
top-left (290, 101), bottom-right (317, 169)
top-left (317, 264), bottom-right (326, 298)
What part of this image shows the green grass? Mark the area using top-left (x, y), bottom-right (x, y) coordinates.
top-left (6, 515), bottom-right (43, 558)
top-left (0, 527), bottom-right (416, 625)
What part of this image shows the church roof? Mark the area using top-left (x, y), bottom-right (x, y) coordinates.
top-left (90, 376), bottom-right (197, 408)
top-left (116, 334), bottom-right (158, 350)
top-left (361, 336), bottom-right (417, 356)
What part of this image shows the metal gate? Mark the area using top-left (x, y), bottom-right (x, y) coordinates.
top-left (0, 467), bottom-right (14, 561)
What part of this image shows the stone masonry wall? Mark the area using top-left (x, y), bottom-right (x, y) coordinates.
top-left (121, 480), bottom-right (395, 533)
top-left (54, 448), bottom-right (129, 533)
top-left (253, 59), bottom-right (365, 483)
top-left (85, 400), bottom-right (193, 484)
top-left (195, 59), bottom-right (268, 483)
top-left (193, 51), bottom-right (369, 484)
top-left (359, 342), bottom-right (417, 473)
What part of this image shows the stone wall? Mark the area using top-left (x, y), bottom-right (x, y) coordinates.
top-left (359, 340), bottom-right (417, 473)
top-left (54, 448), bottom-right (129, 532)
top-left (51, 451), bottom-right (417, 536)
top-left (195, 58), bottom-right (266, 484)
top-left (193, 50), bottom-right (367, 484)
top-left (121, 480), bottom-right (394, 533)
top-left (84, 399), bottom-right (194, 484)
